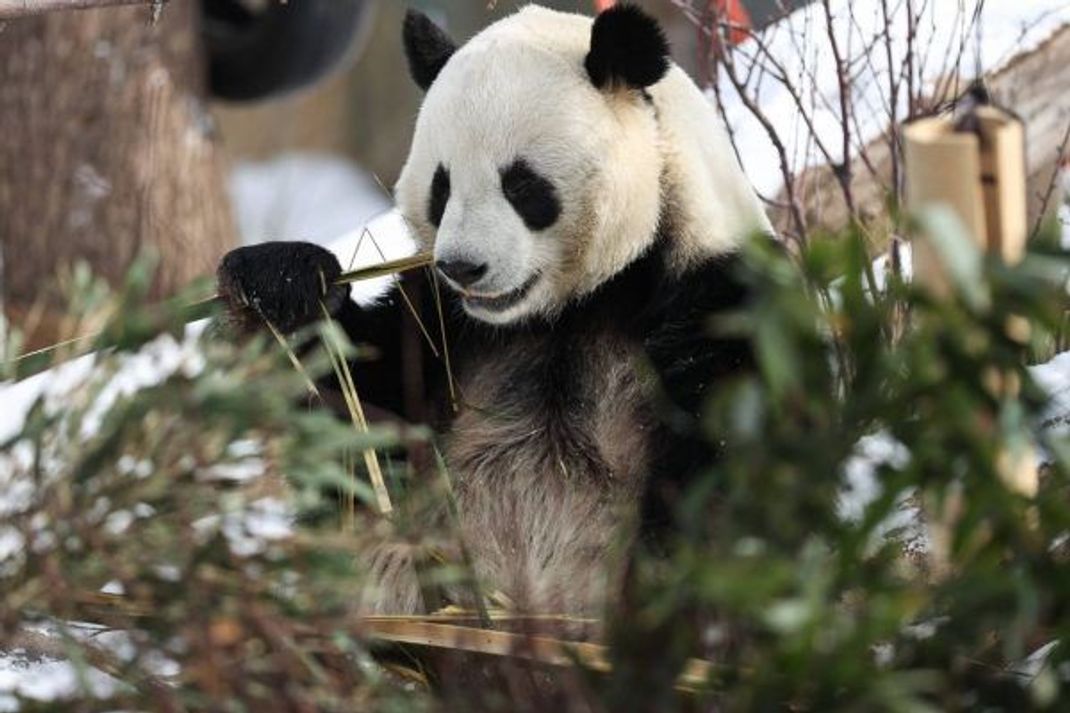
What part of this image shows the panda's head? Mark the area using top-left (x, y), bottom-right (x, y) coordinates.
top-left (394, 4), bottom-right (768, 325)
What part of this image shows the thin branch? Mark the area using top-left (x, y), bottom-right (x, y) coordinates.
top-left (1030, 118), bottom-right (1070, 239)
top-left (821, 0), bottom-right (857, 218)
top-left (0, 0), bottom-right (155, 20)
top-left (881, 0), bottom-right (903, 200)
top-left (704, 8), bottom-right (809, 243)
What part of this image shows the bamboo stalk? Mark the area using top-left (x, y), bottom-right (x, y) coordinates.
top-left (320, 306), bottom-right (393, 517)
top-left (336, 252), bottom-right (433, 285)
top-left (5, 252), bottom-right (434, 380)
top-left (68, 591), bottom-right (715, 694)
top-left (359, 619), bottom-right (715, 692)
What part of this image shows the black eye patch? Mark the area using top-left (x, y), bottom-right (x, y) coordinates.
top-left (501, 159), bottom-right (561, 231)
top-left (428, 163), bottom-right (450, 227)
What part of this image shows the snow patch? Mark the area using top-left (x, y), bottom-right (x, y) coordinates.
top-left (1032, 351), bottom-right (1070, 437)
top-left (0, 654), bottom-right (120, 706)
top-left (229, 152), bottom-right (392, 248)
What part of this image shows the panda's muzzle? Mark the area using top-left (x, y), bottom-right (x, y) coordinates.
top-left (436, 259), bottom-right (488, 288)
top-left (457, 272), bottom-right (542, 313)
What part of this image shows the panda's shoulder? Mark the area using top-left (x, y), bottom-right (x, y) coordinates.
top-left (655, 250), bottom-right (751, 320)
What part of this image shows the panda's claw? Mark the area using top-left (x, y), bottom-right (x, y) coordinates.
top-left (216, 241), bottom-right (350, 334)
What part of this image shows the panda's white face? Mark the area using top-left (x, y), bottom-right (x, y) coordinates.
top-left (395, 8), bottom-right (665, 325)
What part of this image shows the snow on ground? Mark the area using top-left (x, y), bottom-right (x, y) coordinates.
top-left (838, 348), bottom-right (1070, 554)
top-left (0, 654), bottom-right (120, 711)
top-left (0, 209), bottom-right (415, 453)
top-left (1034, 351), bottom-right (1070, 436)
top-left (718, 0), bottom-right (1070, 197)
top-left (0, 620), bottom-right (186, 709)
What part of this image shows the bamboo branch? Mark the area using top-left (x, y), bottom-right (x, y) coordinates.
top-left (57, 592), bottom-right (720, 695)
top-left (6, 252), bottom-right (435, 380)
top-left (0, 0), bottom-right (155, 20)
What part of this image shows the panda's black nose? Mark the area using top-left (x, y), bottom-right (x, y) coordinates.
top-left (436, 260), bottom-right (488, 288)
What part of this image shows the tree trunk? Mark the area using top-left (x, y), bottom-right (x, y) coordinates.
top-left (0, 0), bottom-right (235, 347)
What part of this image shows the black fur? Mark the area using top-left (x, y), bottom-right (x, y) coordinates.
top-left (216, 235), bottom-right (755, 534)
top-left (428, 164), bottom-right (450, 228)
top-left (585, 4), bottom-right (670, 90)
top-left (402, 9), bottom-right (457, 91)
top-left (217, 242), bottom-right (349, 335)
top-left (500, 159), bottom-right (562, 231)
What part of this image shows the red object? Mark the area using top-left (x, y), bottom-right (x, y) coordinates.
top-left (592, 0), bottom-right (751, 46)
top-left (718, 0), bottom-right (752, 45)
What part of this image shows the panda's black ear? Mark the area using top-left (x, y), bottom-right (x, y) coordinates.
top-left (585, 4), bottom-right (670, 90)
top-left (403, 9), bottom-right (457, 91)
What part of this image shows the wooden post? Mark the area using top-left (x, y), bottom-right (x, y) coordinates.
top-left (0, 0), bottom-right (236, 349)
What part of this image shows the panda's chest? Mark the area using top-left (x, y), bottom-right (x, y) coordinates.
top-left (445, 330), bottom-right (655, 494)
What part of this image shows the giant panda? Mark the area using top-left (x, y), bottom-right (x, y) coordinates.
top-left (216, 4), bottom-right (772, 616)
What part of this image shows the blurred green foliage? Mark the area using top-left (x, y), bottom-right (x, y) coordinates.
top-left (1, 218), bottom-right (1069, 711)
top-left (606, 217), bottom-right (1070, 711)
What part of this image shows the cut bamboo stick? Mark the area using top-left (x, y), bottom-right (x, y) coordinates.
top-left (69, 592), bottom-right (716, 694)
top-left (904, 104), bottom-right (1029, 295)
top-left (358, 619), bottom-right (715, 693)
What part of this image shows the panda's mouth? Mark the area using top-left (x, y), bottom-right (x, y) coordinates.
top-left (459, 273), bottom-right (541, 313)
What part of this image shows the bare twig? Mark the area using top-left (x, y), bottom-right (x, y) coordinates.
top-left (1030, 118), bottom-right (1070, 239)
top-left (0, 0), bottom-right (155, 19)
top-left (880, 0), bottom-right (902, 199)
top-left (821, 0), bottom-right (856, 218)
top-left (708, 12), bottom-right (809, 243)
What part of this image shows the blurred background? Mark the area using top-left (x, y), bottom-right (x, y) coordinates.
top-left (3, 0), bottom-right (1065, 351)
top-left (216, 0), bottom-right (790, 244)
top-left (0, 0), bottom-right (794, 349)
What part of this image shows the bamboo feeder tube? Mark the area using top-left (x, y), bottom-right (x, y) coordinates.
top-left (904, 102), bottom-right (1029, 290)
top-left (904, 100), bottom-right (1038, 577)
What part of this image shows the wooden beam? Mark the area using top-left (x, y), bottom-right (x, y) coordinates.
top-left (0, 0), bottom-right (154, 20)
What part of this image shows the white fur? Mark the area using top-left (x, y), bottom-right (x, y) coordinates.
top-left (394, 5), bottom-right (771, 321)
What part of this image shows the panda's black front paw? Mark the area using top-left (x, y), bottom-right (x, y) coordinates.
top-left (217, 241), bottom-right (350, 334)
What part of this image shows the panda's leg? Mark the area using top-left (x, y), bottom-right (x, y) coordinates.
top-left (358, 542), bottom-right (427, 615)
top-left (357, 512), bottom-right (489, 615)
